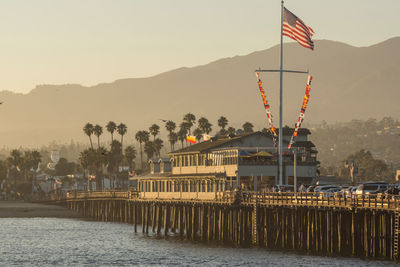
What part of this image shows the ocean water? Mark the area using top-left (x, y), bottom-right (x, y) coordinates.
top-left (0, 218), bottom-right (396, 267)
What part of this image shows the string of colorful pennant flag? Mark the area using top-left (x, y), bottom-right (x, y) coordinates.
top-left (288, 75), bottom-right (313, 149)
top-left (255, 72), bottom-right (277, 146)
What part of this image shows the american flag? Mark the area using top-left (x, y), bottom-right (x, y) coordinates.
top-left (283, 7), bottom-right (314, 50)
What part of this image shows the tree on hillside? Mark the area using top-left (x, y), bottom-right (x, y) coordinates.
top-left (135, 130), bottom-right (150, 169)
top-left (93, 124), bottom-right (103, 149)
top-left (83, 123), bottom-right (94, 149)
top-left (106, 121), bottom-right (117, 143)
top-left (380, 116), bottom-right (396, 128)
top-left (242, 122), bottom-right (254, 133)
top-left (339, 149), bottom-right (392, 181)
top-left (183, 113), bottom-right (196, 135)
top-left (149, 124), bottom-right (160, 141)
top-left (117, 123), bottom-right (127, 152)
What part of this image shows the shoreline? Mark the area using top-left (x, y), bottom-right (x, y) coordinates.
top-left (0, 200), bottom-right (84, 218)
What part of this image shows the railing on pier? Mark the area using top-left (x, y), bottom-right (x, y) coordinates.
top-left (65, 190), bottom-right (400, 211)
top-left (239, 191), bottom-right (400, 211)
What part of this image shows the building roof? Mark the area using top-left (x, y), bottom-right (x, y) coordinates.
top-left (148, 158), bottom-right (159, 163)
top-left (158, 157), bottom-right (171, 163)
top-left (292, 141), bottom-right (315, 148)
top-left (278, 127), bottom-right (311, 136)
top-left (169, 131), bottom-right (262, 154)
top-left (169, 128), bottom-right (312, 155)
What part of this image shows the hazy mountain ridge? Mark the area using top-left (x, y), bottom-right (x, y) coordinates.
top-left (0, 37), bottom-right (399, 147)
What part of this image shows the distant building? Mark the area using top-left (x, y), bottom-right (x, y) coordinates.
top-left (131, 129), bottom-right (318, 198)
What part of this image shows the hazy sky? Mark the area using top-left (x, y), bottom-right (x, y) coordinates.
top-left (0, 0), bottom-right (399, 93)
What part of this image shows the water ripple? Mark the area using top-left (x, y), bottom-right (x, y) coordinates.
top-left (0, 218), bottom-right (396, 267)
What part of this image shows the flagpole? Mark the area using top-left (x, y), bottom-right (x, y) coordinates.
top-left (279, 0), bottom-right (284, 185)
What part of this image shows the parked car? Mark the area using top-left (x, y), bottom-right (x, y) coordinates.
top-left (314, 185), bottom-right (341, 197)
top-left (341, 186), bottom-right (358, 198)
top-left (321, 187), bottom-right (343, 198)
top-left (355, 182), bottom-right (389, 195)
top-left (275, 185), bottom-right (294, 193)
top-left (314, 185), bottom-right (340, 193)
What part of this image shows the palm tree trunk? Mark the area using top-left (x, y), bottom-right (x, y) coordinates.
top-left (121, 135), bottom-right (124, 153)
top-left (111, 133), bottom-right (114, 143)
top-left (140, 143), bottom-right (143, 169)
top-left (97, 136), bottom-right (100, 149)
top-left (89, 136), bottom-right (93, 149)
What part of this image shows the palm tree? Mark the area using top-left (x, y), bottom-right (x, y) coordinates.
top-left (183, 113), bottom-right (196, 135)
top-left (193, 128), bottom-right (203, 142)
top-left (135, 130), bottom-right (150, 169)
top-left (107, 140), bottom-right (122, 189)
top-left (243, 122), bottom-right (254, 133)
top-left (199, 117), bottom-right (212, 134)
top-left (83, 123), bottom-right (94, 149)
top-left (177, 128), bottom-right (187, 149)
top-left (165, 120), bottom-right (176, 150)
top-left (21, 150), bottom-right (42, 183)
top-left (149, 124), bottom-right (160, 141)
top-left (124, 145), bottom-right (137, 172)
top-left (106, 121), bottom-right (117, 143)
top-left (30, 150), bottom-right (42, 171)
top-left (144, 141), bottom-right (156, 161)
top-left (117, 123), bottom-right (128, 151)
top-left (218, 116), bottom-right (228, 130)
top-left (165, 120), bottom-right (176, 133)
top-left (227, 127), bottom-right (236, 135)
top-left (168, 132), bottom-right (178, 151)
top-left (79, 148), bottom-right (93, 188)
top-left (154, 138), bottom-right (163, 157)
top-left (95, 146), bottom-right (108, 189)
top-left (93, 124), bottom-right (103, 149)
top-left (7, 149), bottom-right (23, 188)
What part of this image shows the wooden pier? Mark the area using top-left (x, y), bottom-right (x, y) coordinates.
top-left (65, 191), bottom-right (400, 261)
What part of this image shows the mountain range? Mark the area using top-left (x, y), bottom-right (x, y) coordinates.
top-left (0, 37), bottom-right (399, 147)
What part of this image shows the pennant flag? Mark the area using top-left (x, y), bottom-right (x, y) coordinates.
top-left (255, 72), bottom-right (277, 146)
top-left (288, 75), bottom-right (313, 149)
top-left (186, 135), bottom-right (196, 144)
top-left (283, 7), bottom-right (314, 50)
